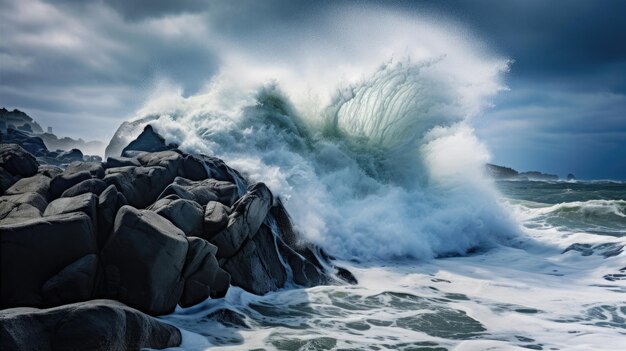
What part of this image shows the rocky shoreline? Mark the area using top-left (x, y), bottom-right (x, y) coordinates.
top-left (0, 122), bottom-right (355, 350)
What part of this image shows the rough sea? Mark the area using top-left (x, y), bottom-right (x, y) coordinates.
top-left (105, 10), bottom-right (625, 349)
top-left (157, 180), bottom-right (625, 351)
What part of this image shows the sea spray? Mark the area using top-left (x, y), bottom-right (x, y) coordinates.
top-left (107, 8), bottom-right (518, 260)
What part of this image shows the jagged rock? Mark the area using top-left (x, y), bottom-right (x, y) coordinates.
top-left (202, 201), bottom-right (231, 240)
top-left (121, 125), bottom-right (178, 156)
top-left (335, 267), bottom-right (358, 285)
top-left (0, 299), bottom-right (182, 351)
top-left (4, 173), bottom-right (51, 200)
top-left (159, 176), bottom-right (238, 207)
top-left (104, 166), bottom-right (174, 208)
top-left (0, 212), bottom-right (96, 308)
top-left (179, 237), bottom-right (220, 308)
top-left (57, 148), bottom-right (84, 163)
top-left (181, 154), bottom-right (208, 180)
top-left (41, 254), bottom-right (98, 306)
top-left (0, 143), bottom-right (39, 177)
top-left (0, 192), bottom-right (47, 224)
top-left (0, 108), bottom-right (44, 133)
top-left (277, 239), bottom-right (327, 287)
top-left (271, 198), bottom-right (298, 246)
top-left (101, 206), bottom-right (188, 315)
top-left (222, 224), bottom-right (287, 295)
top-left (60, 178), bottom-right (107, 197)
top-left (44, 193), bottom-right (98, 231)
top-left (105, 115), bottom-right (159, 157)
top-left (50, 170), bottom-right (93, 199)
top-left (96, 185), bottom-right (127, 248)
top-left (197, 154), bottom-right (246, 188)
top-left (65, 161), bottom-right (105, 178)
top-left (105, 156), bottom-right (141, 168)
top-left (210, 182), bottom-right (273, 258)
top-left (149, 196), bottom-right (204, 237)
top-left (2, 129), bottom-right (48, 155)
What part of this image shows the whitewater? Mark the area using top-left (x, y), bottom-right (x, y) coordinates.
top-left (107, 7), bottom-right (626, 350)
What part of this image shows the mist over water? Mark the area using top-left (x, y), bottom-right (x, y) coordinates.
top-left (113, 8), bottom-right (518, 261)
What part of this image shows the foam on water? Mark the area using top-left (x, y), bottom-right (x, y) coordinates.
top-left (110, 6), bottom-right (626, 350)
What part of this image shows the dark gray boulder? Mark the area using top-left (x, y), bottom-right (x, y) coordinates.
top-left (50, 170), bottom-right (93, 199)
top-left (96, 185), bottom-right (127, 248)
top-left (202, 200), bottom-right (231, 240)
top-left (101, 206), bottom-right (188, 315)
top-left (105, 156), bottom-right (141, 168)
top-left (65, 161), bottom-right (105, 179)
top-left (0, 299), bottom-right (182, 351)
top-left (0, 143), bottom-right (39, 177)
top-left (0, 192), bottom-right (47, 224)
top-left (181, 154), bottom-right (208, 180)
top-left (44, 193), bottom-right (98, 230)
top-left (4, 173), bottom-right (51, 200)
top-left (210, 182), bottom-right (273, 258)
top-left (149, 196), bottom-right (204, 237)
top-left (60, 178), bottom-right (107, 198)
top-left (179, 237), bottom-right (220, 308)
top-left (41, 254), bottom-right (98, 306)
top-left (104, 166), bottom-right (174, 208)
top-left (121, 124), bottom-right (178, 156)
top-left (0, 212), bottom-right (97, 308)
top-left (222, 224), bottom-right (287, 295)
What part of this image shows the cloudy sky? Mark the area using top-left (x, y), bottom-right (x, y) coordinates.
top-left (1, 0), bottom-right (625, 179)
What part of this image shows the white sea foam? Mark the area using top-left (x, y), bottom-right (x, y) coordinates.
top-left (113, 7), bottom-right (517, 261)
top-left (119, 6), bottom-right (626, 350)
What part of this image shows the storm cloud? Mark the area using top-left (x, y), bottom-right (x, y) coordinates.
top-left (1, 0), bottom-right (625, 178)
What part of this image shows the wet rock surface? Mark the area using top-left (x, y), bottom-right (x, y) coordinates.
top-left (0, 299), bottom-right (181, 351)
top-left (1, 122), bottom-right (353, 349)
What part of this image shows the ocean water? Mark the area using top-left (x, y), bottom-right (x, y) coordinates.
top-left (158, 180), bottom-right (625, 351)
top-left (106, 8), bottom-right (626, 349)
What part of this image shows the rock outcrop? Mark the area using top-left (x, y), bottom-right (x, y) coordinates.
top-left (1, 122), bottom-right (353, 350)
top-left (485, 163), bottom-right (562, 181)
